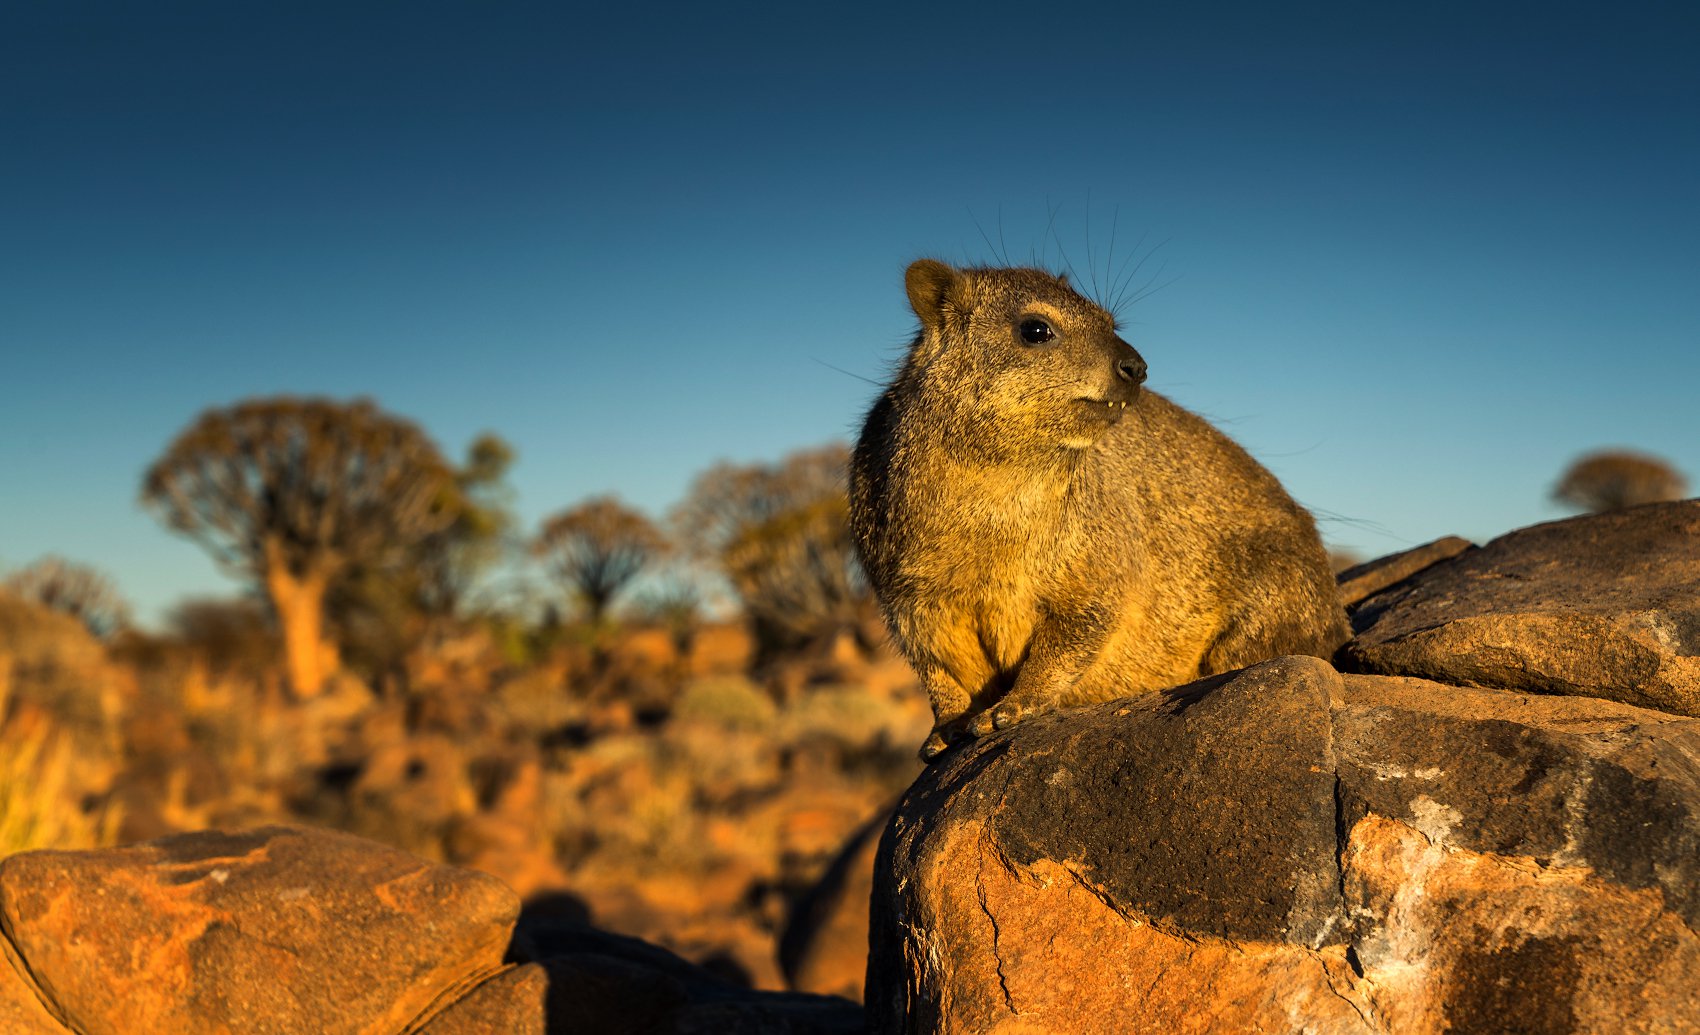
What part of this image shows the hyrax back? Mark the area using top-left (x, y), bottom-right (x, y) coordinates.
top-left (849, 259), bottom-right (1350, 760)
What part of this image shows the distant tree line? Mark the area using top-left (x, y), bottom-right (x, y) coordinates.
top-left (125, 395), bottom-right (871, 697)
top-left (7, 398), bottom-right (1690, 695)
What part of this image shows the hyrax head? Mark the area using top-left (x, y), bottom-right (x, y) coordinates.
top-left (902, 259), bottom-right (1148, 450)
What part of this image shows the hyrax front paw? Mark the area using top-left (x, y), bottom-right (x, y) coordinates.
top-left (988, 695), bottom-right (1043, 731)
top-left (964, 696), bottom-right (1041, 738)
top-left (919, 721), bottom-right (973, 762)
top-left (923, 700), bottom-right (1046, 762)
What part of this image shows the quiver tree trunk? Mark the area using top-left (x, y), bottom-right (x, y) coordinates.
top-left (265, 561), bottom-right (338, 699)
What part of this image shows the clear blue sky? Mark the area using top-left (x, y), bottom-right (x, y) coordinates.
top-left (3, 2), bottom-right (1697, 625)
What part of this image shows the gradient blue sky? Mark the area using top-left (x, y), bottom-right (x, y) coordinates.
top-left (3, 2), bottom-right (1697, 625)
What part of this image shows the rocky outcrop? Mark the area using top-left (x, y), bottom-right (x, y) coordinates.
top-left (1334, 535), bottom-right (1474, 609)
top-left (0, 824), bottom-right (862, 1035)
top-left (1341, 501), bottom-right (1700, 714)
top-left (866, 655), bottom-right (1700, 1034)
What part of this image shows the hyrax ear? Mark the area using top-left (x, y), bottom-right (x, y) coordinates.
top-left (905, 259), bottom-right (965, 332)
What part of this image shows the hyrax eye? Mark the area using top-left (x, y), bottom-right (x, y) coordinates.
top-left (1018, 318), bottom-right (1055, 345)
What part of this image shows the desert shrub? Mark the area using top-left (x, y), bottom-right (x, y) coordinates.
top-left (544, 736), bottom-right (716, 873)
top-left (2, 557), bottom-right (130, 640)
top-left (660, 722), bottom-right (784, 807)
top-left (779, 685), bottom-right (904, 751)
top-left (0, 708), bottom-right (121, 857)
top-left (163, 596), bottom-right (278, 677)
top-left (673, 676), bottom-right (779, 733)
top-left (0, 591), bottom-right (129, 760)
top-left (490, 665), bottom-right (584, 738)
top-left (623, 766), bottom-right (709, 870)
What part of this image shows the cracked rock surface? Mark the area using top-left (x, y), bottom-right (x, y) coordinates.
top-left (1340, 500), bottom-right (1700, 715)
top-left (865, 656), bottom-right (1700, 1034)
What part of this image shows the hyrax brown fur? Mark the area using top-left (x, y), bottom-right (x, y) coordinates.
top-left (850, 259), bottom-right (1350, 760)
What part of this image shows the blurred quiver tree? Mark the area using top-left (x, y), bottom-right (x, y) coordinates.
top-left (1552, 450), bottom-right (1688, 513)
top-left (532, 496), bottom-right (667, 627)
top-left (140, 397), bottom-right (462, 697)
top-left (671, 443), bottom-right (872, 664)
top-left (2, 557), bottom-right (130, 640)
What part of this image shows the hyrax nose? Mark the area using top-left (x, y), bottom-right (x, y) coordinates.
top-left (1115, 344), bottom-right (1148, 385)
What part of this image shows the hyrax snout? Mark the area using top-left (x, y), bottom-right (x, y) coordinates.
top-left (850, 259), bottom-right (1349, 760)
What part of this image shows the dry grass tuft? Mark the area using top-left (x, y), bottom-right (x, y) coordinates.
top-left (0, 705), bottom-right (121, 858)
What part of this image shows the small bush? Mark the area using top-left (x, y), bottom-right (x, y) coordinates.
top-left (673, 677), bottom-right (779, 732)
top-left (0, 709), bottom-right (120, 858)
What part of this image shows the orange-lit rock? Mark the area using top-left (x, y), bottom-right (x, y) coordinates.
top-left (1334, 534), bottom-right (1473, 608)
top-left (0, 825), bottom-right (864, 1034)
top-left (868, 656), bottom-right (1700, 1034)
top-left (416, 964), bottom-right (549, 1035)
top-left (0, 933), bottom-right (68, 1035)
top-left (0, 824), bottom-right (515, 1035)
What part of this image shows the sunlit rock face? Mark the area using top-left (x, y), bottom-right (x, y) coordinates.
top-left (866, 655), bottom-right (1700, 1035)
top-left (0, 825), bottom-right (864, 1035)
top-left (0, 825), bottom-right (520, 1035)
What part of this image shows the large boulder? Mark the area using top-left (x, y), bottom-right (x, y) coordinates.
top-left (0, 825), bottom-right (517, 1034)
top-left (0, 824), bottom-right (863, 1034)
top-left (1341, 501), bottom-right (1700, 715)
top-left (866, 656), bottom-right (1700, 1034)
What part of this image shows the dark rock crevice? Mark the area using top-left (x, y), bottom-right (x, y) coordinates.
top-left (971, 847), bottom-right (1015, 1016)
top-left (0, 919), bottom-right (68, 1032)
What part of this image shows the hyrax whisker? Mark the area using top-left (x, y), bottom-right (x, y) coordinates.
top-left (1110, 234), bottom-right (1165, 317)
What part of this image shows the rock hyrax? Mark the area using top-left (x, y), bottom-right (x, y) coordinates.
top-left (849, 259), bottom-right (1350, 759)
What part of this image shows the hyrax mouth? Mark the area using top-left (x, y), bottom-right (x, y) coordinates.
top-left (1073, 396), bottom-right (1132, 424)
